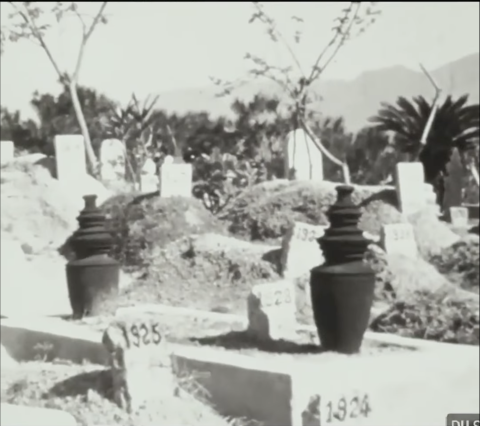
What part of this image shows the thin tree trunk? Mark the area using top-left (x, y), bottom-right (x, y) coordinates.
top-left (68, 81), bottom-right (98, 177)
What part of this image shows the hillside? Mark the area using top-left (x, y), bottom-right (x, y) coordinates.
top-left (152, 52), bottom-right (480, 132)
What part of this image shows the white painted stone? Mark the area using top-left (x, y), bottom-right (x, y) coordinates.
top-left (285, 128), bottom-right (323, 181)
top-left (102, 316), bottom-right (174, 412)
top-left (380, 223), bottom-right (418, 258)
top-left (281, 222), bottom-right (326, 278)
top-left (163, 155), bottom-right (174, 164)
top-left (1, 404), bottom-right (77, 426)
top-left (449, 206), bottom-right (469, 227)
top-left (247, 280), bottom-right (296, 341)
top-left (395, 162), bottom-right (426, 216)
top-left (54, 135), bottom-right (87, 183)
top-left (160, 163), bottom-right (193, 198)
top-left (1, 141), bottom-right (14, 165)
top-left (100, 139), bottom-right (125, 182)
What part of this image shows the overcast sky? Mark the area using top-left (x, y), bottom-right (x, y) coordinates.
top-left (1, 2), bottom-right (479, 118)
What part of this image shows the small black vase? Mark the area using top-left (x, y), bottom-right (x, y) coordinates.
top-left (310, 185), bottom-right (375, 354)
top-left (66, 195), bottom-right (120, 318)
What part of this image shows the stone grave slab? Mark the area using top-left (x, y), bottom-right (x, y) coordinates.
top-left (449, 206), bottom-right (469, 227)
top-left (380, 223), bottom-right (418, 258)
top-left (102, 315), bottom-right (174, 412)
top-left (395, 162), bottom-right (426, 216)
top-left (285, 128), bottom-right (323, 181)
top-left (247, 280), bottom-right (296, 341)
top-left (100, 138), bottom-right (125, 183)
top-left (140, 158), bottom-right (158, 193)
top-left (281, 221), bottom-right (326, 279)
top-left (54, 135), bottom-right (86, 183)
top-left (160, 163), bottom-right (192, 197)
top-left (1, 404), bottom-right (77, 426)
top-left (1, 141), bottom-right (14, 165)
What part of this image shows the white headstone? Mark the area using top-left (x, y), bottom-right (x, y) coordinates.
top-left (281, 222), bottom-right (326, 279)
top-left (285, 128), bottom-right (323, 181)
top-left (0, 141), bottom-right (14, 166)
top-left (140, 158), bottom-right (158, 193)
top-left (54, 135), bottom-right (86, 183)
top-left (102, 316), bottom-right (174, 413)
top-left (163, 155), bottom-right (174, 164)
top-left (380, 223), bottom-right (418, 258)
top-left (247, 280), bottom-right (296, 341)
top-left (100, 139), bottom-right (125, 182)
top-left (395, 162), bottom-right (426, 216)
top-left (449, 206), bottom-right (469, 227)
top-left (160, 163), bottom-right (193, 198)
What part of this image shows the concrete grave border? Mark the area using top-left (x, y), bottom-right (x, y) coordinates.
top-left (2, 305), bottom-right (477, 426)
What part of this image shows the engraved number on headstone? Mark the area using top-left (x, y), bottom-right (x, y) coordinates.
top-left (295, 225), bottom-right (319, 242)
top-left (129, 323), bottom-right (162, 347)
top-left (261, 287), bottom-right (292, 308)
top-left (325, 394), bottom-right (371, 422)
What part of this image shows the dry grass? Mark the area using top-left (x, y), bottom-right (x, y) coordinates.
top-left (1, 362), bottom-right (253, 426)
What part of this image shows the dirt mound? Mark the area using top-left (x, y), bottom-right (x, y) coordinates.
top-left (222, 180), bottom-right (405, 240)
top-left (102, 194), bottom-right (227, 268)
top-left (1, 161), bottom-right (78, 253)
top-left (1, 158), bottom-right (112, 254)
top-left (117, 233), bottom-right (280, 314)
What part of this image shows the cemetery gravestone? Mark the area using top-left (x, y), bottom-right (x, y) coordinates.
top-left (281, 222), bottom-right (326, 279)
top-left (395, 162), bottom-right (426, 216)
top-left (102, 316), bottom-right (174, 412)
top-left (54, 135), bottom-right (87, 183)
top-left (285, 128), bottom-right (323, 181)
top-left (247, 280), bottom-right (296, 341)
top-left (0, 141), bottom-right (14, 166)
top-left (100, 139), bottom-right (125, 183)
top-left (140, 158), bottom-right (158, 193)
top-left (449, 206), bottom-right (469, 227)
top-left (380, 223), bottom-right (418, 258)
top-left (443, 148), bottom-right (464, 218)
top-left (160, 163), bottom-right (193, 198)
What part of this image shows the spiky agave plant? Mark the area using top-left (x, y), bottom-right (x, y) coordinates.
top-left (106, 94), bottom-right (163, 187)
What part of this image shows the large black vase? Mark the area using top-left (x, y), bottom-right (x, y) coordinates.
top-left (66, 195), bottom-right (120, 318)
top-left (310, 185), bottom-right (375, 354)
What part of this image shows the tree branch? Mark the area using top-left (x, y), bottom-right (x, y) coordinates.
top-left (8, 2), bottom-right (64, 79)
top-left (72, 2), bottom-right (107, 81)
top-left (308, 2), bottom-right (361, 83)
top-left (418, 62), bottom-right (442, 146)
top-left (252, 2), bottom-right (306, 78)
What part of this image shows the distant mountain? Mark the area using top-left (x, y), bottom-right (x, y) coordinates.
top-left (152, 52), bottom-right (480, 132)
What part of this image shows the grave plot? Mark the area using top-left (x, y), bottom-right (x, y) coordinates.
top-left (1, 361), bottom-right (236, 426)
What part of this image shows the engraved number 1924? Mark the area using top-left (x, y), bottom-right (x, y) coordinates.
top-left (325, 395), bottom-right (371, 422)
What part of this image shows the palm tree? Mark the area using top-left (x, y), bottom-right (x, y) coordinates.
top-left (370, 94), bottom-right (479, 201)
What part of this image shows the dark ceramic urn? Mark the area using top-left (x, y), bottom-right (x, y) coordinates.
top-left (310, 185), bottom-right (375, 354)
top-left (66, 195), bottom-right (119, 318)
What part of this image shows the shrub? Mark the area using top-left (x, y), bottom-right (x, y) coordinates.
top-left (100, 193), bottom-right (225, 268)
top-left (430, 236), bottom-right (479, 292)
top-left (221, 180), bottom-right (404, 241)
top-left (370, 290), bottom-right (479, 345)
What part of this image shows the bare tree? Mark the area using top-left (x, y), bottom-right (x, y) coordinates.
top-left (212, 2), bottom-right (381, 184)
top-left (1, 2), bottom-right (108, 176)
